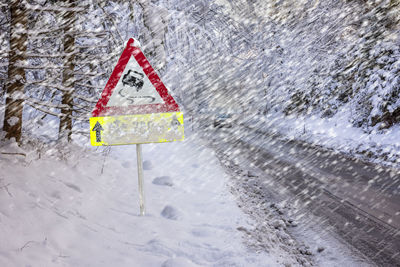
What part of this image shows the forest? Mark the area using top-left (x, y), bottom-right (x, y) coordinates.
top-left (1, 1), bottom-right (400, 266)
top-left (0, 0), bottom-right (399, 151)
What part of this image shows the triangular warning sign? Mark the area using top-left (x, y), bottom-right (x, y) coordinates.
top-left (89, 38), bottom-right (184, 146)
top-left (92, 38), bottom-right (180, 117)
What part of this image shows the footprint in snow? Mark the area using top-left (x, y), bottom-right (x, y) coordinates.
top-left (143, 160), bottom-right (153, 170)
top-left (50, 191), bottom-right (61, 199)
top-left (121, 161), bottom-right (130, 168)
top-left (63, 182), bottom-right (81, 193)
top-left (191, 228), bottom-right (210, 237)
top-left (162, 257), bottom-right (200, 267)
top-left (152, 176), bottom-right (173, 187)
top-left (161, 205), bottom-right (180, 220)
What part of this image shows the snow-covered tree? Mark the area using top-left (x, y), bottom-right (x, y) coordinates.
top-left (2, 0), bottom-right (27, 143)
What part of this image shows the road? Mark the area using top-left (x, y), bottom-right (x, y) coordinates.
top-left (203, 121), bottom-right (400, 266)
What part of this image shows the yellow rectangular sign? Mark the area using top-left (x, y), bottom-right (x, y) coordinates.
top-left (90, 112), bottom-right (184, 146)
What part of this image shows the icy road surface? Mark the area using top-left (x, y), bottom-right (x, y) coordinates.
top-left (204, 121), bottom-right (400, 266)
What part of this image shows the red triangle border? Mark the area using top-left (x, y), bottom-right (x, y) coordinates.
top-left (92, 38), bottom-right (180, 117)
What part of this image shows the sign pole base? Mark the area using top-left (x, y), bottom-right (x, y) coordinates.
top-left (136, 144), bottom-right (145, 216)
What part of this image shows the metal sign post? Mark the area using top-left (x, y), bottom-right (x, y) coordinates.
top-left (90, 38), bottom-right (184, 216)
top-left (136, 144), bottom-right (145, 216)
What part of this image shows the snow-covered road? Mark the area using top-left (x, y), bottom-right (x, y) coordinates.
top-left (205, 123), bottom-right (399, 266)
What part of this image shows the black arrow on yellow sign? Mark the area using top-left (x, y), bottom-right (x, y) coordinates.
top-left (92, 121), bottom-right (104, 142)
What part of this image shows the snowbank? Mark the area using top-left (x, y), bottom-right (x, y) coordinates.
top-left (246, 110), bottom-right (400, 168)
top-left (0, 135), bottom-right (287, 266)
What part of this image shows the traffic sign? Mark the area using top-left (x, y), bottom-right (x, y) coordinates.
top-left (90, 38), bottom-right (184, 146)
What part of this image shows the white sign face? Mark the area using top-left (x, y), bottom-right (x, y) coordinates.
top-left (106, 56), bottom-right (165, 107)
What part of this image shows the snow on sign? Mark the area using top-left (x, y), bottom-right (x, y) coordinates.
top-left (90, 38), bottom-right (184, 146)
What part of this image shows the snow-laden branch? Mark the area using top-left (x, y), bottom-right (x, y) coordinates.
top-left (25, 4), bottom-right (89, 13)
top-left (26, 82), bottom-right (69, 92)
top-left (95, 0), bottom-right (123, 44)
top-left (74, 82), bottom-right (102, 90)
top-left (72, 93), bottom-right (98, 104)
top-left (74, 32), bottom-right (109, 38)
top-left (27, 27), bottom-right (65, 36)
top-left (25, 102), bottom-right (60, 117)
top-left (76, 45), bottom-right (108, 49)
top-left (26, 98), bottom-right (69, 110)
top-left (24, 65), bottom-right (66, 70)
top-left (25, 53), bottom-right (70, 58)
top-left (74, 71), bottom-right (106, 77)
top-left (26, 81), bottom-right (101, 103)
top-left (26, 101), bottom-right (91, 121)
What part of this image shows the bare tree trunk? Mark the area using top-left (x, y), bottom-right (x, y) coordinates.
top-left (58, 0), bottom-right (76, 143)
top-left (3, 0), bottom-right (27, 144)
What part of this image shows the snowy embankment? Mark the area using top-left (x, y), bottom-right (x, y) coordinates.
top-left (0, 134), bottom-right (302, 266)
top-left (245, 110), bottom-right (400, 168)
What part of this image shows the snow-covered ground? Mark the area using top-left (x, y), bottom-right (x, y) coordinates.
top-left (242, 110), bottom-right (400, 168)
top-left (0, 124), bottom-right (375, 267)
top-left (0, 131), bottom-right (298, 266)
